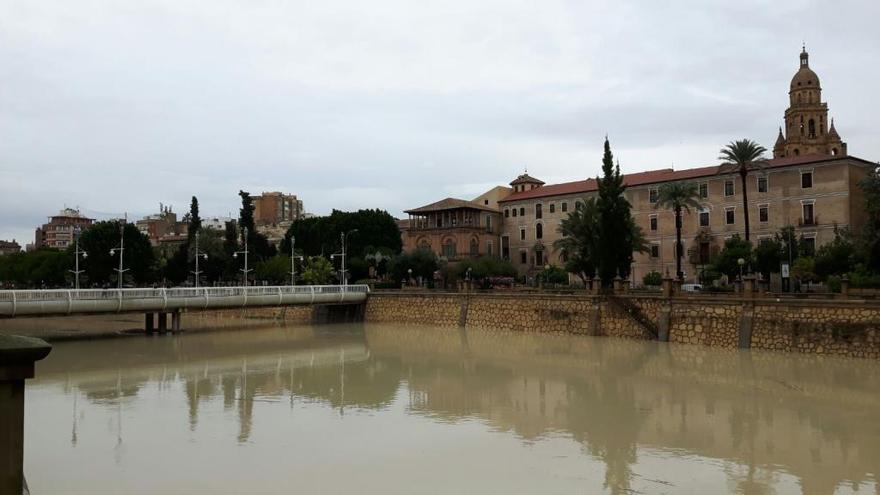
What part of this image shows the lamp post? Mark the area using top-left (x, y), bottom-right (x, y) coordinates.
top-left (233, 227), bottom-right (251, 286)
top-left (737, 257), bottom-right (745, 280)
top-left (289, 235), bottom-right (304, 286)
top-left (69, 227), bottom-right (87, 289)
top-left (109, 222), bottom-right (128, 289)
top-left (190, 231), bottom-right (208, 288)
top-left (330, 229), bottom-right (358, 286)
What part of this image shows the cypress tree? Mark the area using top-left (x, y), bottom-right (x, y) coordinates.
top-left (188, 196), bottom-right (201, 240)
top-left (596, 137), bottom-right (638, 285)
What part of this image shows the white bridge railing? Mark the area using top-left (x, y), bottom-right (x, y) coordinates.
top-left (0, 285), bottom-right (370, 317)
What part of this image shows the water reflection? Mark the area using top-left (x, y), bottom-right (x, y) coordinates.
top-left (27, 324), bottom-right (880, 494)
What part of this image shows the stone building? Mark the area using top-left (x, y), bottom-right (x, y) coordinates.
top-left (402, 198), bottom-right (502, 260)
top-left (136, 204), bottom-right (187, 247)
top-left (32, 208), bottom-right (94, 250)
top-left (0, 240), bottom-right (21, 255)
top-left (773, 47), bottom-right (847, 158)
top-left (402, 49), bottom-right (875, 283)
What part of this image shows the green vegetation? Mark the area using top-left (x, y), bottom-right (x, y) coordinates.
top-left (642, 271), bottom-right (662, 287)
top-left (538, 265), bottom-right (568, 285)
top-left (0, 249), bottom-right (70, 287)
top-left (654, 181), bottom-right (702, 280)
top-left (387, 249), bottom-right (438, 283)
top-left (78, 221), bottom-right (155, 286)
top-left (718, 139), bottom-right (767, 241)
top-left (301, 256), bottom-right (334, 285)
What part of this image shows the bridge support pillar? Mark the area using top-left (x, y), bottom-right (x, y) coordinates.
top-left (171, 311), bottom-right (182, 333)
top-left (0, 335), bottom-right (52, 495)
top-left (145, 313), bottom-right (155, 334)
top-left (157, 313), bottom-right (168, 333)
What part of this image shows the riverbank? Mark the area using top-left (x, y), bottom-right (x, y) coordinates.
top-left (0, 305), bottom-right (314, 342)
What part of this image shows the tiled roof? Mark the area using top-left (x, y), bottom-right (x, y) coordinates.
top-left (405, 197), bottom-right (499, 214)
top-left (509, 173), bottom-right (545, 185)
top-left (498, 154), bottom-right (874, 203)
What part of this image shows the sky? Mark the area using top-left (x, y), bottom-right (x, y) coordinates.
top-left (1, 0), bottom-right (879, 245)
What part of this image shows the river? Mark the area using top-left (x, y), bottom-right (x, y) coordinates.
top-left (24, 323), bottom-right (880, 494)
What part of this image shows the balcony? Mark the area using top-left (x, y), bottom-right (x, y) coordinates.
top-left (407, 223), bottom-right (495, 235)
top-left (798, 215), bottom-right (818, 227)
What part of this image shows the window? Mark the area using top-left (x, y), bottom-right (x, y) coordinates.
top-left (504, 208), bottom-right (510, 218)
top-left (549, 203), bottom-right (555, 214)
top-left (561, 202), bottom-right (568, 213)
top-left (486, 215), bottom-right (492, 231)
top-left (724, 180), bottom-right (734, 197)
top-left (520, 228), bottom-right (526, 241)
top-left (649, 215), bottom-right (658, 231)
top-left (725, 207), bottom-right (735, 225)
top-left (699, 242), bottom-right (711, 264)
top-left (759, 204), bottom-right (769, 223)
top-left (650, 244), bottom-right (660, 258)
top-left (520, 251), bottom-right (527, 264)
top-left (801, 171), bottom-right (813, 189)
top-left (519, 207), bottom-right (525, 217)
top-left (699, 182), bottom-right (708, 199)
top-left (512, 208), bottom-right (517, 218)
top-left (536, 223), bottom-right (543, 239)
top-left (487, 241), bottom-right (493, 256)
top-left (757, 176), bottom-right (768, 193)
top-left (442, 240), bottom-right (456, 258)
top-left (802, 237), bottom-right (816, 256)
top-left (501, 236), bottom-right (510, 260)
top-left (535, 204), bottom-right (542, 219)
top-left (469, 238), bottom-right (479, 256)
top-left (436, 216), bottom-right (442, 228)
top-left (649, 188), bottom-right (658, 203)
top-left (699, 209), bottom-right (709, 227)
top-left (802, 202), bottom-right (815, 225)
top-left (484, 199), bottom-right (489, 205)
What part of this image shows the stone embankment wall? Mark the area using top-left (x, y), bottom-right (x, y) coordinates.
top-left (365, 292), bottom-right (880, 359)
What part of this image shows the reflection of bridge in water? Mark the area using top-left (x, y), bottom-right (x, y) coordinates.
top-left (32, 325), bottom-right (880, 495)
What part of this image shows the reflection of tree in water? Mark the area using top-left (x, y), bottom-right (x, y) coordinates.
top-left (566, 374), bottom-right (643, 495)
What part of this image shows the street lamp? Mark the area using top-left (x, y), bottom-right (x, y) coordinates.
top-left (190, 231), bottom-right (208, 288)
top-left (232, 227), bottom-right (251, 286)
top-left (109, 222), bottom-right (128, 289)
top-left (289, 235), bottom-right (304, 286)
top-left (330, 229), bottom-right (358, 286)
top-left (69, 227), bottom-right (87, 289)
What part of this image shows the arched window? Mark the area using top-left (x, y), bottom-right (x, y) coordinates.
top-left (794, 148), bottom-right (800, 156)
top-left (442, 238), bottom-right (456, 259)
top-left (808, 119), bottom-right (816, 139)
top-left (469, 238), bottom-right (479, 257)
top-left (536, 223), bottom-right (543, 239)
top-left (832, 148), bottom-right (838, 156)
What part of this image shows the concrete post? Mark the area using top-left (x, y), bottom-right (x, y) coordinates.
top-left (145, 313), bottom-right (155, 334)
top-left (612, 275), bottom-right (623, 294)
top-left (840, 274), bottom-right (850, 299)
top-left (673, 278), bottom-right (682, 295)
top-left (757, 274), bottom-right (768, 295)
top-left (590, 276), bottom-right (601, 296)
top-left (157, 312), bottom-right (168, 333)
top-left (171, 311), bottom-right (181, 333)
top-left (661, 275), bottom-right (674, 299)
top-left (743, 275), bottom-right (756, 298)
top-left (0, 335), bottom-right (52, 495)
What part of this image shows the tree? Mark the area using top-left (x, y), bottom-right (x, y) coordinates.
top-left (858, 165), bottom-right (880, 272)
top-left (188, 196), bottom-right (202, 239)
top-left (538, 265), bottom-right (568, 285)
top-left (718, 139), bottom-right (767, 242)
top-left (0, 249), bottom-right (70, 288)
top-left (254, 256), bottom-right (291, 285)
top-left (554, 197), bottom-right (600, 283)
top-left (283, 209), bottom-right (402, 259)
top-left (753, 238), bottom-right (782, 280)
top-left (387, 249), bottom-right (439, 283)
top-left (814, 227), bottom-right (856, 279)
top-left (238, 191), bottom-right (276, 260)
top-left (301, 256), bottom-right (334, 285)
top-left (709, 234), bottom-right (752, 281)
top-left (775, 225), bottom-right (800, 268)
top-left (642, 271), bottom-right (662, 287)
top-left (596, 138), bottom-right (645, 285)
top-left (78, 221), bottom-right (155, 286)
top-left (654, 181), bottom-right (702, 280)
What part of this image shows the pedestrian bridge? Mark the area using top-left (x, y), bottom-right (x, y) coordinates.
top-left (0, 285), bottom-right (370, 317)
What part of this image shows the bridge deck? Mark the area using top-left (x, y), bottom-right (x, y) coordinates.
top-left (0, 285), bottom-right (369, 317)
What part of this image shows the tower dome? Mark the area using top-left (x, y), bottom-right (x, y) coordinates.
top-left (790, 46), bottom-right (821, 92)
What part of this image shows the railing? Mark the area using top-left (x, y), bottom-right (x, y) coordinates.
top-left (798, 215), bottom-right (818, 226)
top-left (0, 285), bottom-right (370, 317)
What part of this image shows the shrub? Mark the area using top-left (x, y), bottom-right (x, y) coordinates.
top-left (642, 271), bottom-right (662, 286)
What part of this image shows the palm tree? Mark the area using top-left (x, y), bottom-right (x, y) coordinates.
top-left (655, 181), bottom-right (702, 280)
top-left (718, 139), bottom-right (768, 242)
top-left (554, 198), bottom-right (600, 284)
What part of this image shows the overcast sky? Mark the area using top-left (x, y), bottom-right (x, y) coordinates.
top-left (2, 0), bottom-right (878, 245)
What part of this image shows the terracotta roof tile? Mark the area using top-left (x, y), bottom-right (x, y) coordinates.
top-left (498, 154), bottom-right (873, 203)
top-left (405, 197), bottom-right (499, 214)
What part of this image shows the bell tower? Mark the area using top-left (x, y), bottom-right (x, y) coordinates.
top-left (773, 46), bottom-right (847, 158)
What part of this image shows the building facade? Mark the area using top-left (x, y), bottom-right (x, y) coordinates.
top-left (400, 49), bottom-right (875, 284)
top-left (136, 204), bottom-right (188, 247)
top-left (33, 208), bottom-right (94, 250)
top-left (253, 192), bottom-right (303, 226)
top-left (402, 198), bottom-right (502, 260)
top-left (0, 240), bottom-right (21, 256)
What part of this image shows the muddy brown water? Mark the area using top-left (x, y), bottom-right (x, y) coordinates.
top-left (24, 324), bottom-right (880, 494)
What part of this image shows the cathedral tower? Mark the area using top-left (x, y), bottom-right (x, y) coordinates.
top-left (773, 47), bottom-right (847, 158)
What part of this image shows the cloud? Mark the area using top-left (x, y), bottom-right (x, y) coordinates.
top-left (1, 0), bottom-right (878, 243)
